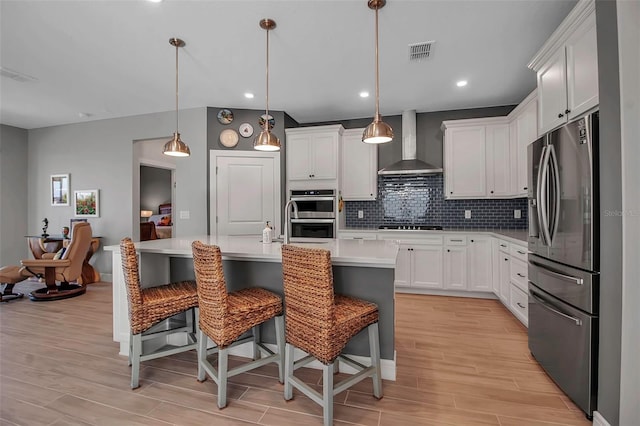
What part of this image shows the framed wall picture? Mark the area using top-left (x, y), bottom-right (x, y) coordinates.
top-left (74, 189), bottom-right (99, 217)
top-left (51, 174), bottom-right (70, 206)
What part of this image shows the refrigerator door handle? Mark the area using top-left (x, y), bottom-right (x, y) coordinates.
top-left (548, 144), bottom-right (561, 244)
top-left (538, 145), bottom-right (552, 246)
top-left (530, 290), bottom-right (583, 326)
top-left (530, 260), bottom-right (584, 285)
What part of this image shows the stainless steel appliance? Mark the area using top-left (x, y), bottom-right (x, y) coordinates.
top-left (527, 111), bottom-right (599, 419)
top-left (289, 189), bottom-right (336, 238)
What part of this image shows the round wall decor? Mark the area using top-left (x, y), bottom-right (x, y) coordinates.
top-left (239, 122), bottom-right (254, 138)
top-left (219, 129), bottom-right (239, 148)
top-left (217, 108), bottom-right (234, 124)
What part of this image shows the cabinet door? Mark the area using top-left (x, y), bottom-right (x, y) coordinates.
top-left (499, 254), bottom-right (510, 304)
top-left (491, 239), bottom-right (502, 296)
top-left (516, 99), bottom-right (537, 195)
top-left (443, 246), bottom-right (467, 290)
top-left (394, 246), bottom-right (411, 287)
top-left (411, 245), bottom-right (444, 289)
top-left (485, 124), bottom-right (510, 197)
top-left (566, 13), bottom-right (598, 120)
top-left (310, 134), bottom-right (338, 180)
top-left (341, 129), bottom-right (377, 200)
top-left (445, 126), bottom-right (486, 198)
top-left (467, 236), bottom-right (493, 292)
top-left (537, 48), bottom-right (567, 135)
top-left (287, 134), bottom-right (312, 180)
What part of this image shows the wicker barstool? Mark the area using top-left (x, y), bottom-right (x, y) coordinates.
top-left (191, 241), bottom-right (285, 409)
top-left (281, 244), bottom-right (383, 426)
top-left (120, 237), bottom-right (199, 389)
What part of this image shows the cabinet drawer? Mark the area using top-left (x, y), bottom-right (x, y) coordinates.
top-left (497, 240), bottom-right (510, 253)
top-left (379, 233), bottom-right (443, 245)
top-left (510, 258), bottom-right (528, 292)
top-left (510, 244), bottom-right (528, 262)
top-left (444, 235), bottom-right (467, 245)
top-left (338, 232), bottom-right (377, 240)
top-left (510, 284), bottom-right (528, 326)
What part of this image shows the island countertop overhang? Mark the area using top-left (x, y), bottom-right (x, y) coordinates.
top-left (104, 235), bottom-right (398, 268)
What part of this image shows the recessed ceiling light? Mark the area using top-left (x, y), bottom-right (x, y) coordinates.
top-left (359, 91), bottom-right (370, 98)
top-left (244, 92), bottom-right (254, 99)
top-left (78, 112), bottom-right (93, 118)
top-left (147, 0), bottom-right (162, 3)
top-left (456, 80), bottom-right (468, 87)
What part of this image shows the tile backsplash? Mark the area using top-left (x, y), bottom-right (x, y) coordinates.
top-left (344, 175), bottom-right (528, 229)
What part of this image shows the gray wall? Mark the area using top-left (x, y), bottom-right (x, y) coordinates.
top-left (596, 1), bottom-right (622, 424)
top-left (0, 124), bottom-right (29, 265)
top-left (306, 105), bottom-right (515, 169)
top-left (26, 107), bottom-right (208, 276)
top-left (140, 165), bottom-right (171, 214)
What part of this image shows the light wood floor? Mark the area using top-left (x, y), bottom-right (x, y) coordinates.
top-left (0, 281), bottom-right (592, 425)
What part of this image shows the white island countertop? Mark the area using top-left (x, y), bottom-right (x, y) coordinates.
top-left (104, 235), bottom-right (399, 268)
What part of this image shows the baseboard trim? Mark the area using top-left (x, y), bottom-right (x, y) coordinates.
top-left (395, 287), bottom-right (497, 299)
top-left (592, 411), bottom-right (611, 426)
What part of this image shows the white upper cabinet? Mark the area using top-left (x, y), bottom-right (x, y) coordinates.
top-left (286, 125), bottom-right (343, 187)
top-left (508, 90), bottom-right (538, 197)
top-left (529, 0), bottom-right (598, 135)
top-left (340, 128), bottom-right (377, 201)
top-left (442, 117), bottom-right (510, 199)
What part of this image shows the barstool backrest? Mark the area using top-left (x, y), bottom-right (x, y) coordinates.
top-left (120, 237), bottom-right (145, 333)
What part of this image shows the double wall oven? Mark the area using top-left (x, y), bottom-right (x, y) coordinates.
top-left (289, 189), bottom-right (336, 239)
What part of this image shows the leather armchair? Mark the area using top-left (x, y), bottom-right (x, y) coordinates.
top-left (21, 222), bottom-right (93, 301)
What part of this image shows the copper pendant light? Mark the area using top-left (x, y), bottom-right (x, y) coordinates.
top-left (254, 19), bottom-right (281, 151)
top-left (363, 0), bottom-right (393, 144)
top-left (163, 37), bottom-right (191, 157)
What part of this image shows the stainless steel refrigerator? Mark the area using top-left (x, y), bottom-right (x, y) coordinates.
top-left (527, 110), bottom-right (599, 419)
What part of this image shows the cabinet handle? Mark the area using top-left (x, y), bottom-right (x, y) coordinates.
top-left (517, 273), bottom-right (525, 278)
top-left (490, 190), bottom-right (494, 194)
top-left (565, 109), bottom-right (571, 114)
top-left (450, 239), bottom-right (463, 242)
top-left (500, 244), bottom-right (507, 248)
top-left (470, 239), bottom-right (474, 243)
top-left (450, 191), bottom-right (453, 194)
top-left (504, 258), bottom-right (509, 261)
top-left (517, 250), bottom-right (526, 255)
top-left (447, 249), bottom-right (451, 252)
top-left (517, 302), bottom-right (526, 309)
top-left (523, 187), bottom-right (528, 190)
top-left (558, 113), bottom-right (564, 118)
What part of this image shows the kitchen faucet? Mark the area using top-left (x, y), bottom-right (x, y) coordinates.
top-left (283, 199), bottom-right (299, 244)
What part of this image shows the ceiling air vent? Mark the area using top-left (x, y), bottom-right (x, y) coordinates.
top-left (408, 41), bottom-right (434, 61)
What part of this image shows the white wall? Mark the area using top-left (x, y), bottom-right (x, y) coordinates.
top-left (26, 108), bottom-right (207, 276)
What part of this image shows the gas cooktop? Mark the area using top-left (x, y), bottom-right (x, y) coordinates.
top-left (378, 224), bottom-right (444, 230)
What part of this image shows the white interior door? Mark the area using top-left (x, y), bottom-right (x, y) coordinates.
top-left (210, 151), bottom-right (281, 237)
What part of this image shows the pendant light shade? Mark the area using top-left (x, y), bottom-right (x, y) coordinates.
top-left (363, 0), bottom-right (393, 144)
top-left (164, 37), bottom-right (191, 157)
top-left (254, 19), bottom-right (281, 152)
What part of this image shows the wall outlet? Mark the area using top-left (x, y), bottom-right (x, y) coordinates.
top-left (179, 210), bottom-right (190, 219)
top-left (358, 210), bottom-right (364, 219)
top-left (464, 210), bottom-right (472, 219)
top-left (514, 209), bottom-right (522, 219)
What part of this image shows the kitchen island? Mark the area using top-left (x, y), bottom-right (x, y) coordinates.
top-left (104, 235), bottom-right (399, 379)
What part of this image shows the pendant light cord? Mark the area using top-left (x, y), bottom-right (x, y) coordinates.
top-left (264, 27), bottom-right (270, 131)
top-left (374, 5), bottom-right (380, 121)
top-left (175, 39), bottom-right (179, 133)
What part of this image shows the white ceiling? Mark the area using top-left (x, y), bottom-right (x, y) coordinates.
top-left (0, 0), bottom-right (577, 130)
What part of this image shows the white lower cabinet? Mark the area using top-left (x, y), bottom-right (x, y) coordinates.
top-left (395, 244), bottom-right (444, 289)
top-left (510, 285), bottom-right (529, 326)
top-left (444, 245), bottom-right (467, 290)
top-left (467, 236), bottom-right (492, 292)
top-left (498, 250), bottom-right (511, 305)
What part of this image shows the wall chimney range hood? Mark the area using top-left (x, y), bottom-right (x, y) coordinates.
top-left (377, 110), bottom-right (443, 175)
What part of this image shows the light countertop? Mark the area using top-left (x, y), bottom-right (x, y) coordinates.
top-left (339, 228), bottom-right (528, 245)
top-left (104, 235), bottom-right (398, 269)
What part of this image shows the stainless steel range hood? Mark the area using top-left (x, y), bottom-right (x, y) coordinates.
top-left (378, 110), bottom-right (443, 175)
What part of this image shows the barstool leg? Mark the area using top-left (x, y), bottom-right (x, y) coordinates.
top-left (284, 343), bottom-right (295, 400)
top-left (322, 363), bottom-right (334, 426)
top-left (130, 333), bottom-right (142, 389)
top-left (197, 329), bottom-right (207, 382)
top-left (217, 348), bottom-right (229, 409)
top-left (368, 322), bottom-right (383, 399)
top-left (274, 315), bottom-right (285, 383)
top-left (252, 324), bottom-right (261, 361)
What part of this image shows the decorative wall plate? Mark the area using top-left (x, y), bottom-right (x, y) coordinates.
top-left (217, 108), bottom-right (234, 124)
top-left (258, 114), bottom-right (275, 130)
top-left (219, 129), bottom-right (239, 148)
top-left (239, 122), bottom-right (254, 138)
